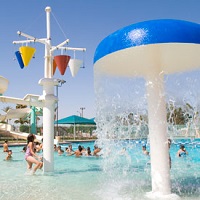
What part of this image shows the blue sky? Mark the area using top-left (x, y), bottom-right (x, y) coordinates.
top-left (1, 0), bottom-right (200, 120)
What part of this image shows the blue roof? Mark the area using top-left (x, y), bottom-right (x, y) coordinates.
top-left (94, 19), bottom-right (200, 63)
top-left (55, 115), bottom-right (96, 125)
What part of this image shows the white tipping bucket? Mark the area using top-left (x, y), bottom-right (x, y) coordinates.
top-left (69, 59), bottom-right (83, 77)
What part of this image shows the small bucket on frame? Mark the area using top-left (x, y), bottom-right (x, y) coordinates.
top-left (19, 46), bottom-right (36, 66)
top-left (69, 59), bottom-right (83, 77)
top-left (54, 55), bottom-right (71, 75)
top-left (15, 51), bottom-right (24, 69)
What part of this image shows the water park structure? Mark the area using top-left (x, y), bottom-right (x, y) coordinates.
top-left (0, 6), bottom-right (86, 172)
top-left (94, 19), bottom-right (200, 198)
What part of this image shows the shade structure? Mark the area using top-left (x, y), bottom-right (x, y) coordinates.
top-left (55, 115), bottom-right (96, 140)
top-left (56, 115), bottom-right (96, 125)
top-left (15, 51), bottom-right (24, 69)
top-left (54, 55), bottom-right (71, 75)
top-left (69, 59), bottom-right (83, 77)
top-left (19, 46), bottom-right (36, 67)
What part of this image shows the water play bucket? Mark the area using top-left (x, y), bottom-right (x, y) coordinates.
top-left (19, 46), bottom-right (36, 66)
top-left (69, 59), bottom-right (83, 77)
top-left (15, 51), bottom-right (24, 69)
top-left (53, 59), bottom-right (57, 75)
top-left (54, 55), bottom-right (70, 75)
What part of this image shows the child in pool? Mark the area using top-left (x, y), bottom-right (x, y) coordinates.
top-left (177, 144), bottom-right (188, 157)
top-left (5, 150), bottom-right (12, 160)
top-left (25, 134), bottom-right (43, 174)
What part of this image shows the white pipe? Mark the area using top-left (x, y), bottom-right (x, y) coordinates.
top-left (50, 39), bottom-right (69, 52)
top-left (16, 32), bottom-right (48, 46)
top-left (13, 38), bottom-right (47, 45)
top-left (146, 74), bottom-right (171, 195)
top-left (52, 46), bottom-right (86, 52)
top-left (44, 6), bottom-right (51, 78)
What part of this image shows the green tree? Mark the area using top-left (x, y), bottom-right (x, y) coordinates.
top-left (1, 106), bottom-right (13, 123)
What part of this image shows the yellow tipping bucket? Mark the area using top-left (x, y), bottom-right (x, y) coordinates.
top-left (19, 46), bottom-right (36, 66)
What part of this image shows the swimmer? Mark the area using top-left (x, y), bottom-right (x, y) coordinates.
top-left (22, 146), bottom-right (27, 152)
top-left (5, 150), bottom-right (12, 160)
top-left (74, 145), bottom-right (83, 157)
top-left (85, 147), bottom-right (92, 156)
top-left (142, 145), bottom-right (149, 156)
top-left (93, 145), bottom-right (101, 156)
top-left (54, 144), bottom-right (58, 151)
top-left (177, 144), bottom-right (188, 157)
top-left (25, 134), bottom-right (43, 174)
top-left (57, 146), bottom-right (64, 155)
top-left (66, 144), bottom-right (75, 156)
top-left (3, 140), bottom-right (9, 152)
top-left (168, 139), bottom-right (172, 169)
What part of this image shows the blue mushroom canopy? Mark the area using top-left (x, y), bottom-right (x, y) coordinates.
top-left (94, 19), bottom-right (200, 64)
top-left (94, 19), bottom-right (200, 77)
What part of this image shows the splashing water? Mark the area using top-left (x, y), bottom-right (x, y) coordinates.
top-left (94, 68), bottom-right (200, 199)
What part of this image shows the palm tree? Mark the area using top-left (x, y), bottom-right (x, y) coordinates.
top-left (2, 106), bottom-right (12, 113)
top-left (16, 104), bottom-right (27, 109)
top-left (1, 106), bottom-right (13, 123)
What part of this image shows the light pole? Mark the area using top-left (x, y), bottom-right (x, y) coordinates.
top-left (77, 111), bottom-right (81, 117)
top-left (80, 107), bottom-right (85, 117)
top-left (56, 79), bottom-right (66, 137)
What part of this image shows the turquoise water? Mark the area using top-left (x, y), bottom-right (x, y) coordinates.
top-left (0, 140), bottom-right (200, 200)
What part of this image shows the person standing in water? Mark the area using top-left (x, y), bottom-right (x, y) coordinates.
top-left (3, 140), bottom-right (9, 152)
top-left (168, 139), bottom-right (172, 169)
top-left (5, 150), bottom-right (12, 160)
top-left (177, 144), bottom-right (188, 157)
top-left (25, 134), bottom-right (43, 174)
top-left (142, 144), bottom-right (149, 156)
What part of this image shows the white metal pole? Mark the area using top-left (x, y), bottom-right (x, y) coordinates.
top-left (146, 73), bottom-right (171, 195)
top-left (44, 6), bottom-right (52, 78)
top-left (40, 6), bottom-right (57, 172)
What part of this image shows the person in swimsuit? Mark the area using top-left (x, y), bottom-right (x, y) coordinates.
top-left (3, 140), bottom-right (9, 152)
top-left (177, 144), bottom-right (188, 157)
top-left (5, 150), bottom-right (12, 160)
top-left (66, 144), bottom-right (75, 156)
top-left (74, 145), bottom-right (83, 157)
top-left (25, 134), bottom-right (43, 174)
top-left (142, 144), bottom-right (149, 156)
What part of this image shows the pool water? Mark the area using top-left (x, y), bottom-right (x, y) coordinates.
top-left (0, 139), bottom-right (200, 200)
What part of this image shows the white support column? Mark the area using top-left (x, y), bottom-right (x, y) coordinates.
top-left (39, 78), bottom-right (57, 172)
top-left (37, 6), bottom-right (57, 173)
top-left (146, 73), bottom-right (171, 195)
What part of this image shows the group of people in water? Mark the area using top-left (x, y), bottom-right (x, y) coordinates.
top-left (2, 134), bottom-right (102, 174)
top-left (2, 135), bottom-right (189, 174)
top-left (54, 143), bottom-right (101, 157)
top-left (142, 138), bottom-right (188, 168)
top-left (142, 139), bottom-right (188, 157)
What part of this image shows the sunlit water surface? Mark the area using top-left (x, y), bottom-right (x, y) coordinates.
top-left (0, 140), bottom-right (200, 200)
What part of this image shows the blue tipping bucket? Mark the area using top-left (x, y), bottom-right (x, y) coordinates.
top-left (15, 51), bottom-right (24, 69)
